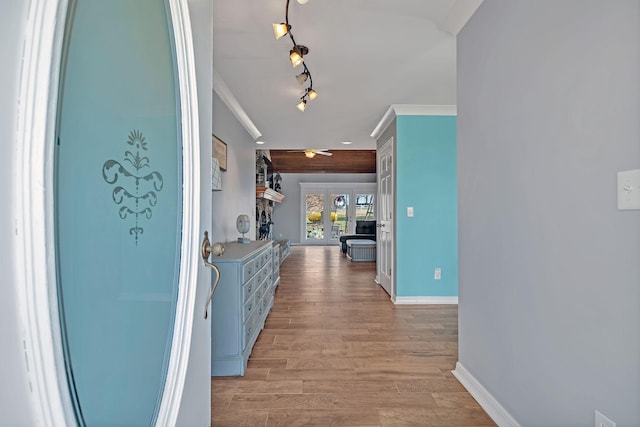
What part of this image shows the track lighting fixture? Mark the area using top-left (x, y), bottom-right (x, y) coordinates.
top-left (273, 0), bottom-right (317, 111)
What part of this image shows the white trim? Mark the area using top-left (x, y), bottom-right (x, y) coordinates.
top-left (155, 0), bottom-right (201, 425)
top-left (438, 0), bottom-right (484, 35)
top-left (370, 104), bottom-right (458, 139)
top-left (370, 107), bottom-right (396, 139)
top-left (452, 362), bottom-right (521, 427)
top-left (15, 0), bottom-right (77, 425)
top-left (392, 296), bottom-right (458, 305)
top-left (213, 67), bottom-right (262, 140)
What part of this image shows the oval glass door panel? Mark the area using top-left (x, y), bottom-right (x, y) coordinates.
top-left (55, 1), bottom-right (182, 425)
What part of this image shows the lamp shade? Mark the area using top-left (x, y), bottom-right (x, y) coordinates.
top-left (296, 72), bottom-right (309, 85)
top-left (272, 23), bottom-right (289, 39)
top-left (296, 99), bottom-right (307, 112)
top-left (307, 88), bottom-right (318, 100)
top-left (290, 50), bottom-right (303, 67)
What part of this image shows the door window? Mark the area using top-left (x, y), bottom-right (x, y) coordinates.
top-left (305, 193), bottom-right (324, 240)
top-left (54, 1), bottom-right (182, 424)
top-left (329, 193), bottom-right (349, 241)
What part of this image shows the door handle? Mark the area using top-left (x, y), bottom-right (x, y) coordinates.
top-left (201, 231), bottom-right (221, 319)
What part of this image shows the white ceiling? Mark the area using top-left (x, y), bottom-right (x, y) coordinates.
top-left (212, 0), bottom-right (482, 150)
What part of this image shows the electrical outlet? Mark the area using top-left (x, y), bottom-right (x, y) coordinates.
top-left (434, 268), bottom-right (441, 280)
top-left (595, 410), bottom-right (616, 427)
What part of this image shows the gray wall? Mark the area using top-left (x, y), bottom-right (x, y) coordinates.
top-left (0, 1), bottom-right (35, 425)
top-left (211, 91), bottom-right (257, 243)
top-left (458, 1), bottom-right (640, 426)
top-left (273, 173), bottom-right (377, 244)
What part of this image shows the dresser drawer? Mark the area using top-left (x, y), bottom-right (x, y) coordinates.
top-left (256, 262), bottom-right (269, 285)
top-left (243, 296), bottom-right (255, 323)
top-left (242, 276), bottom-right (255, 303)
top-left (254, 280), bottom-right (264, 302)
top-left (257, 251), bottom-right (266, 269)
top-left (262, 249), bottom-right (272, 267)
top-left (242, 259), bottom-right (255, 283)
top-left (242, 307), bottom-right (260, 351)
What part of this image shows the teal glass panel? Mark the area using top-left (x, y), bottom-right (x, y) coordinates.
top-left (55, 1), bottom-right (182, 425)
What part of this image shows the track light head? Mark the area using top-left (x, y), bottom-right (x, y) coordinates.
top-left (296, 71), bottom-right (309, 85)
top-left (272, 23), bottom-right (290, 39)
top-left (304, 149), bottom-right (316, 158)
top-left (296, 99), bottom-right (307, 112)
top-left (307, 88), bottom-right (318, 100)
top-left (289, 45), bottom-right (308, 67)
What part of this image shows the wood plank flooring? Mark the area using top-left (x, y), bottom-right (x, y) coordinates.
top-left (211, 246), bottom-right (495, 427)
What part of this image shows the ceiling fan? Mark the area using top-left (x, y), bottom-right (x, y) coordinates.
top-left (287, 149), bottom-right (333, 158)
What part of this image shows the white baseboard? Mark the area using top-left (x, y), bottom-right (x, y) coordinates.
top-left (392, 296), bottom-right (458, 304)
top-left (452, 362), bottom-right (520, 427)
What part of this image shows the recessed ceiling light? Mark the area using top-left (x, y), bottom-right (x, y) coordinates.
top-left (256, 140), bottom-right (265, 145)
top-left (340, 141), bottom-right (353, 145)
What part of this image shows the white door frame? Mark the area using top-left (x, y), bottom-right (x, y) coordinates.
top-left (14, 1), bottom-right (201, 425)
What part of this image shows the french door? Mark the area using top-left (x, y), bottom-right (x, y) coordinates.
top-left (300, 183), bottom-right (376, 245)
top-left (16, 0), bottom-right (210, 425)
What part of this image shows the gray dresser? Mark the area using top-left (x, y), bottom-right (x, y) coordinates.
top-left (210, 240), bottom-right (277, 376)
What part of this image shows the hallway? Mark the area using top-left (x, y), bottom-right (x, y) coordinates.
top-left (211, 246), bottom-right (495, 426)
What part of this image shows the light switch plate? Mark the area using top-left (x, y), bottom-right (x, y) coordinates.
top-left (617, 169), bottom-right (640, 210)
top-left (407, 207), bottom-right (414, 217)
top-left (595, 410), bottom-right (616, 427)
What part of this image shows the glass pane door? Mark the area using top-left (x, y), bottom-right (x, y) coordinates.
top-left (329, 193), bottom-right (349, 242)
top-left (355, 194), bottom-right (375, 222)
top-left (55, 1), bottom-right (182, 425)
top-left (305, 193), bottom-right (324, 241)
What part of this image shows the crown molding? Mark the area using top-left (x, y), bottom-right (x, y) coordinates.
top-left (438, 0), bottom-right (484, 35)
top-left (370, 104), bottom-right (457, 139)
top-left (213, 67), bottom-right (262, 140)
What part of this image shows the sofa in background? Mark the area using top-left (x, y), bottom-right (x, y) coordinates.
top-left (339, 220), bottom-right (376, 253)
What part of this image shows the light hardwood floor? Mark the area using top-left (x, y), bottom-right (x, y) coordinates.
top-left (211, 245), bottom-right (495, 426)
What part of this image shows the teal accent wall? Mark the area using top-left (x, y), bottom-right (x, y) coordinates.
top-left (396, 115), bottom-right (457, 297)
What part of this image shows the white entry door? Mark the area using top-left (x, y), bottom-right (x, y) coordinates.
top-left (16, 1), bottom-right (210, 425)
top-left (377, 139), bottom-right (394, 297)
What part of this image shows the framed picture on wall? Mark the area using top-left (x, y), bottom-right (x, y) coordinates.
top-left (211, 157), bottom-right (222, 191)
top-left (212, 135), bottom-right (227, 171)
